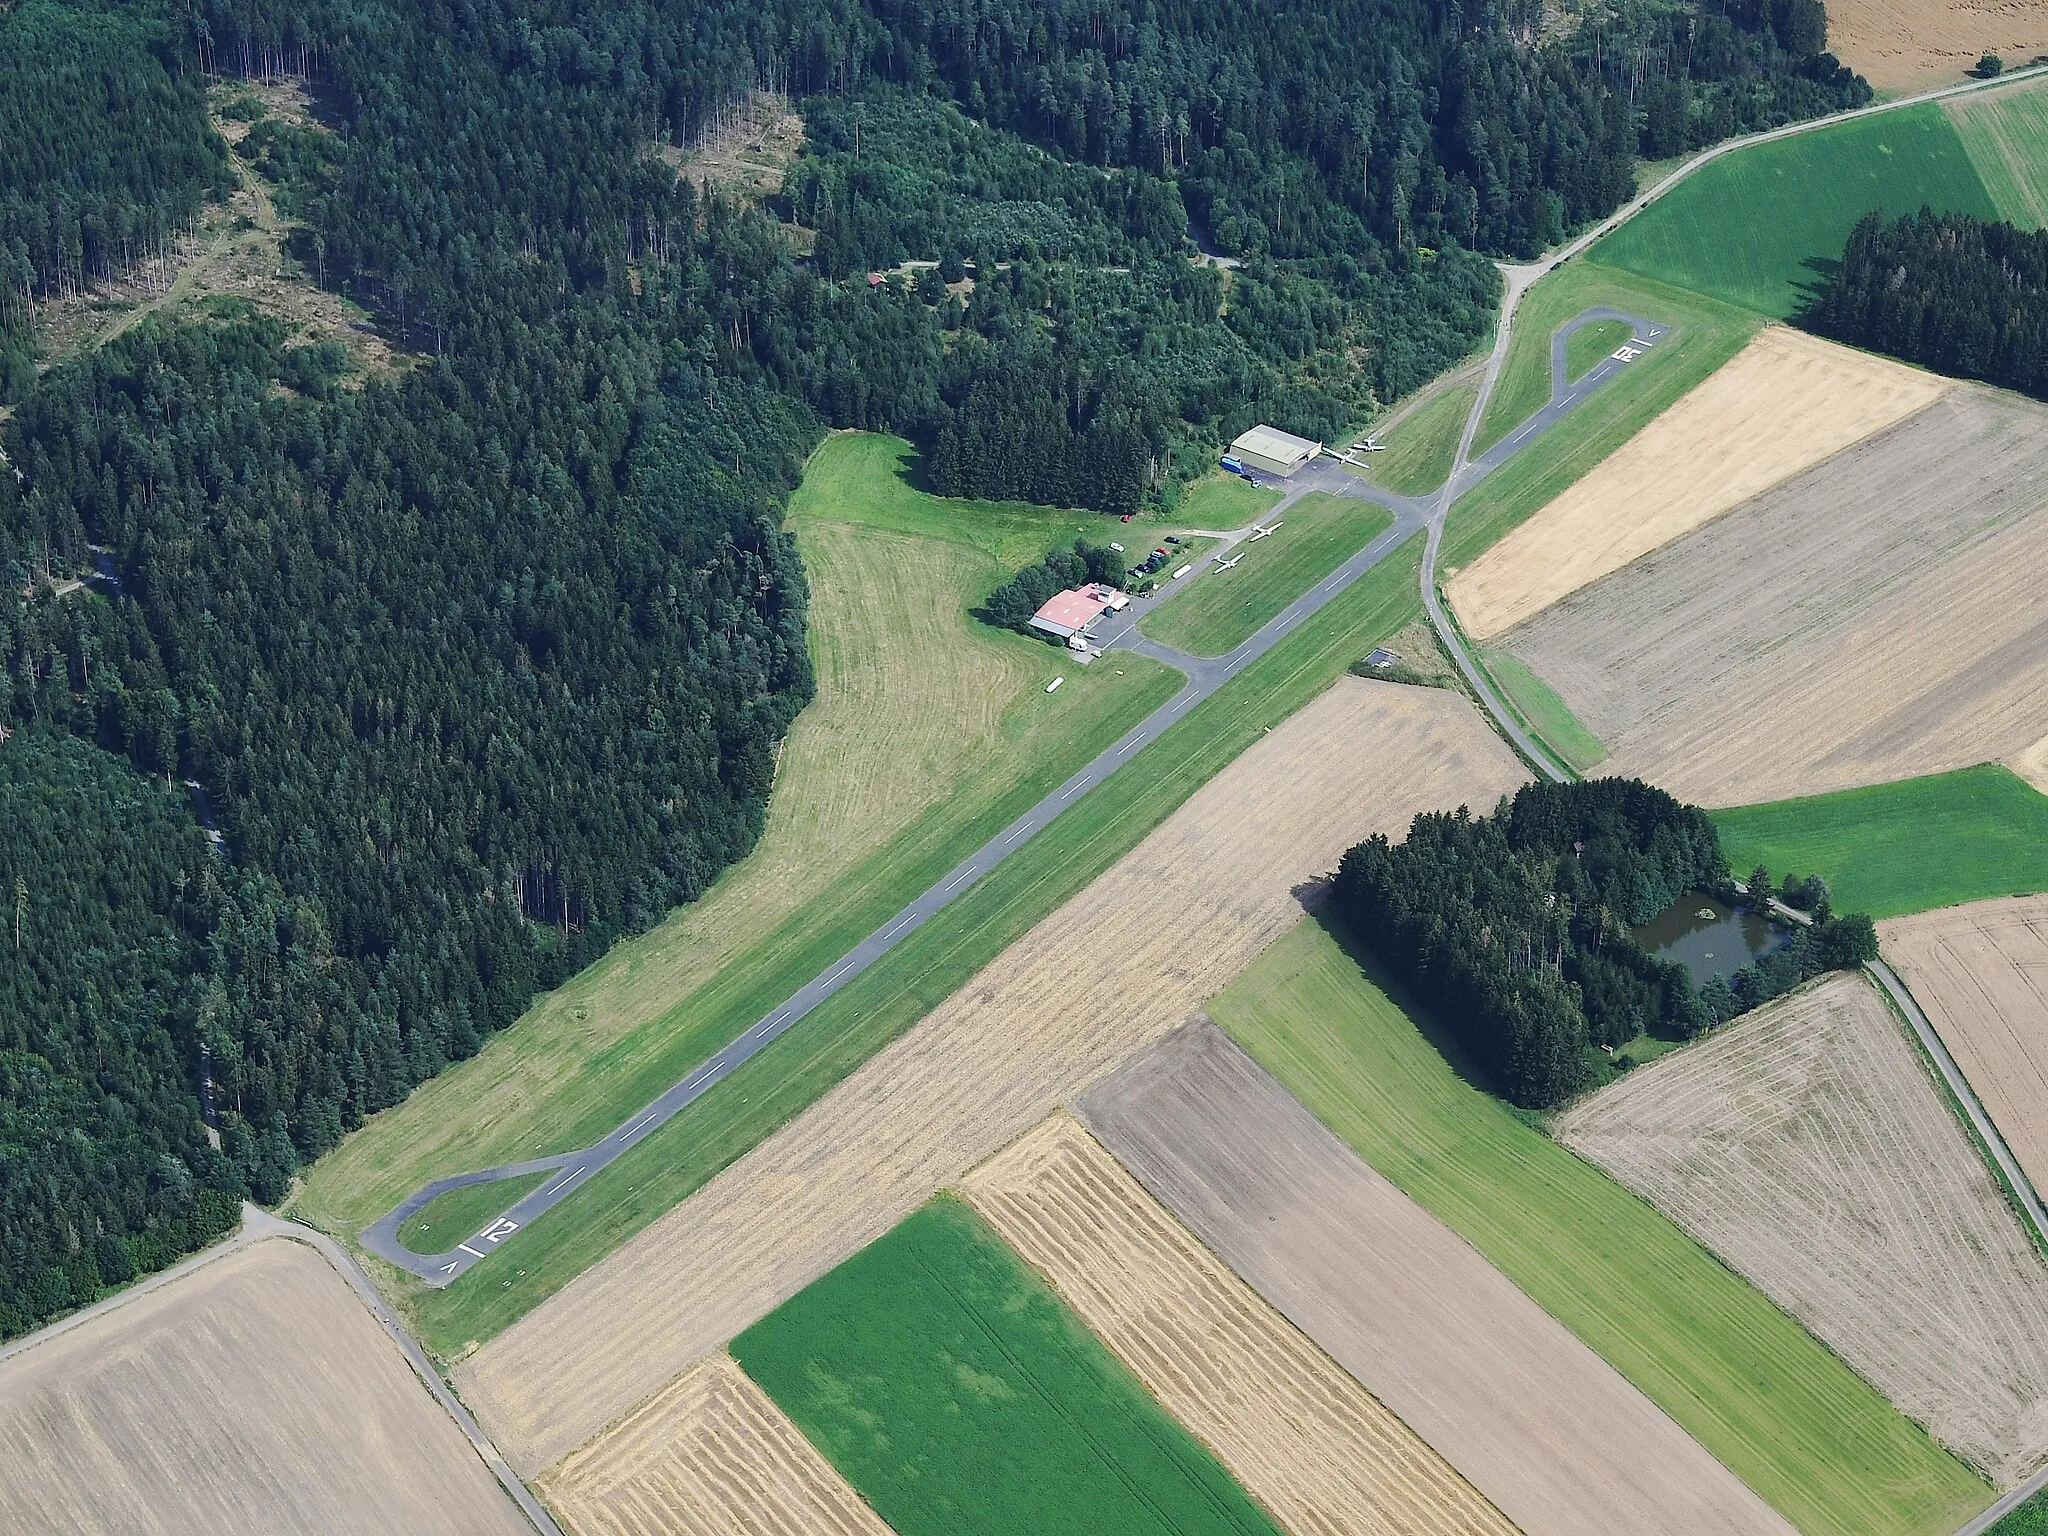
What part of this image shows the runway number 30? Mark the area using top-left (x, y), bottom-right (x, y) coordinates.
top-left (1612, 344), bottom-right (1644, 362)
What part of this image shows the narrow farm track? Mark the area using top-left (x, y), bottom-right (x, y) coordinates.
top-left (961, 1115), bottom-right (1521, 1536)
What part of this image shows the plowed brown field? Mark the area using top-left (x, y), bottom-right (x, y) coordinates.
top-left (1502, 386), bottom-right (2048, 806)
top-left (1832, 2), bottom-right (2048, 94)
top-left (1078, 1019), bottom-right (1796, 1536)
top-left (537, 1354), bottom-right (895, 1536)
top-left (456, 678), bottom-right (1528, 1476)
top-left (961, 1114), bottom-right (1520, 1536)
top-left (1447, 328), bottom-right (1946, 642)
top-left (1557, 972), bottom-right (2048, 1485)
top-left (0, 1237), bottom-right (528, 1535)
top-left (1882, 895), bottom-right (2048, 1200)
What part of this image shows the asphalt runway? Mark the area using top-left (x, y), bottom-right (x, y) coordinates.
top-left (362, 305), bottom-right (1656, 1286)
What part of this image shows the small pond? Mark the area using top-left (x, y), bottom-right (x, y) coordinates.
top-left (1631, 891), bottom-right (1788, 984)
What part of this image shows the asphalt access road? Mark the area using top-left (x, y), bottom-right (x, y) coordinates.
top-left (363, 306), bottom-right (1652, 1286)
top-left (1421, 303), bottom-right (1664, 780)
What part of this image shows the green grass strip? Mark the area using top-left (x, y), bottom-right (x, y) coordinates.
top-left (1141, 494), bottom-right (1391, 656)
top-left (1360, 385), bottom-right (1474, 495)
top-left (1592, 104), bottom-right (1998, 318)
top-left (733, 1199), bottom-right (1284, 1536)
top-left (398, 1173), bottom-right (549, 1255)
top-left (1947, 76), bottom-right (2048, 230)
top-left (1565, 318), bottom-right (1635, 382)
top-left (1214, 916), bottom-right (1991, 1536)
top-left (1713, 765), bottom-right (2048, 920)
top-left (403, 546), bottom-right (1426, 1354)
top-left (1479, 647), bottom-right (1606, 773)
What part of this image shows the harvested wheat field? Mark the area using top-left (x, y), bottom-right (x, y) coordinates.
top-left (0, 1237), bottom-right (527, 1535)
top-left (2013, 734), bottom-right (2048, 795)
top-left (1077, 1019), bottom-right (1795, 1536)
top-left (960, 1114), bottom-right (1519, 1536)
top-left (1832, 1), bottom-right (2048, 95)
top-left (1502, 385), bottom-right (2048, 806)
top-left (456, 677), bottom-right (1528, 1476)
top-left (1882, 895), bottom-right (2048, 1199)
top-left (1448, 327), bottom-right (1947, 642)
top-left (1557, 972), bottom-right (2048, 1484)
top-left (538, 1353), bottom-right (895, 1536)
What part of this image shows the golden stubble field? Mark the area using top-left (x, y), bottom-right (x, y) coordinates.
top-left (538, 1353), bottom-right (895, 1536)
top-left (1882, 895), bottom-right (2048, 1200)
top-left (1503, 385), bottom-right (2048, 806)
top-left (1557, 972), bottom-right (2048, 1486)
top-left (1830, 1), bottom-right (2048, 94)
top-left (1078, 1019), bottom-right (1796, 1536)
top-left (0, 1237), bottom-right (528, 1535)
top-left (1447, 327), bottom-right (1947, 642)
top-left (961, 1114), bottom-right (1519, 1536)
top-left (455, 678), bottom-right (1530, 1476)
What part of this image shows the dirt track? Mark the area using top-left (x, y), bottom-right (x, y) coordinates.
top-left (455, 678), bottom-right (1528, 1476)
top-left (1448, 328), bottom-right (1946, 642)
top-left (1832, 2), bottom-right (2048, 94)
top-left (1558, 972), bottom-right (2048, 1485)
top-left (1077, 1019), bottom-right (1796, 1536)
top-left (1503, 386), bottom-right (2048, 806)
top-left (538, 1354), bottom-right (894, 1536)
top-left (961, 1115), bottom-right (1520, 1536)
top-left (1882, 896), bottom-right (2048, 1202)
top-left (0, 1238), bottom-right (527, 1535)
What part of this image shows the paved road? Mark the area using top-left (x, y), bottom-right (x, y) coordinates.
top-left (363, 306), bottom-right (1660, 1286)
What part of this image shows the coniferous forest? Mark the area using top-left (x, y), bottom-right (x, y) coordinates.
top-left (0, 0), bottom-right (1867, 1335)
top-left (1807, 208), bottom-right (2048, 398)
top-left (1334, 780), bottom-right (1877, 1108)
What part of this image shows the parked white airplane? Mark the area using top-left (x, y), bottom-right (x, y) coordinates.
top-left (1213, 552), bottom-right (1243, 571)
top-left (1246, 522), bottom-right (1281, 542)
top-left (1353, 436), bottom-right (1388, 453)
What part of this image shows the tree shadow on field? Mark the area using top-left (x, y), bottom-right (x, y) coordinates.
top-left (1306, 903), bottom-right (1514, 1104)
top-left (1790, 253), bottom-right (1842, 330)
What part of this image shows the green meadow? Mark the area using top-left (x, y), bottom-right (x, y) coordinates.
top-left (1215, 917), bottom-right (1991, 1536)
top-left (1714, 766), bottom-right (2048, 920)
top-left (1591, 104), bottom-right (1997, 317)
top-left (732, 1199), bottom-right (1282, 1536)
top-left (1947, 76), bottom-right (2048, 229)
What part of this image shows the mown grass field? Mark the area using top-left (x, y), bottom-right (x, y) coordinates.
top-left (731, 1199), bottom-right (1284, 1536)
top-left (1565, 318), bottom-right (1635, 382)
top-left (393, 538), bottom-right (1427, 1355)
top-left (1480, 647), bottom-right (1606, 773)
top-left (1358, 385), bottom-right (1474, 495)
top-left (1947, 75), bottom-right (2048, 229)
top-left (1592, 104), bottom-right (1998, 317)
top-left (1453, 262), bottom-right (1759, 564)
top-left (1714, 766), bottom-right (2048, 921)
top-left (1141, 494), bottom-right (1392, 656)
top-left (399, 1173), bottom-right (548, 1255)
top-left (302, 437), bottom-right (1173, 1260)
top-left (1173, 471), bottom-right (1281, 529)
top-left (1215, 917), bottom-right (1991, 1536)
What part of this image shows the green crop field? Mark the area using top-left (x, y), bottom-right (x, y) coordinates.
top-left (1141, 494), bottom-right (1392, 656)
top-left (1480, 647), bottom-right (1606, 773)
top-left (1948, 76), bottom-right (2048, 229)
top-left (1214, 917), bottom-right (1991, 1536)
top-left (1714, 766), bottom-right (2048, 921)
top-left (1592, 105), bottom-right (1998, 317)
top-left (398, 1173), bottom-right (548, 1254)
top-left (1454, 262), bottom-right (1758, 564)
top-left (1989, 1487), bottom-right (2048, 1535)
top-left (379, 534), bottom-right (1426, 1356)
top-left (732, 1199), bottom-right (1283, 1536)
top-left (1358, 385), bottom-right (1474, 495)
